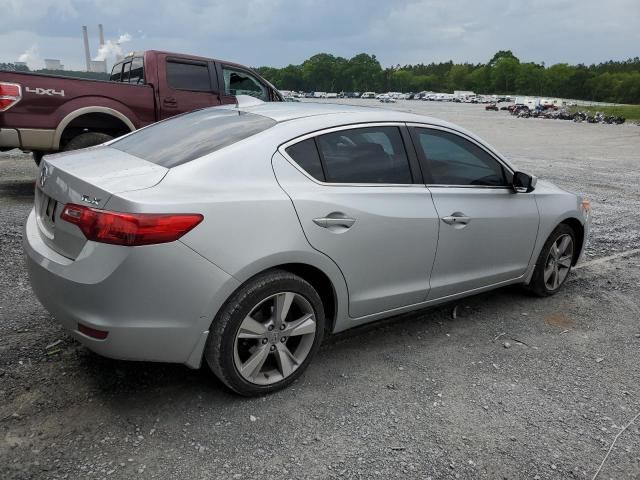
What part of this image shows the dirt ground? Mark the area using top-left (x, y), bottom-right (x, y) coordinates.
top-left (1, 102), bottom-right (639, 479)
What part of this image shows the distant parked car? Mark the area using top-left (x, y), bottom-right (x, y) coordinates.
top-left (379, 94), bottom-right (396, 103)
top-left (361, 92), bottom-right (376, 99)
top-left (25, 99), bottom-right (590, 396)
top-left (485, 103), bottom-right (499, 111)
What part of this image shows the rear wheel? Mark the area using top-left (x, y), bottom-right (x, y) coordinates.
top-left (62, 132), bottom-right (114, 152)
top-left (526, 224), bottom-right (575, 297)
top-left (205, 270), bottom-right (325, 396)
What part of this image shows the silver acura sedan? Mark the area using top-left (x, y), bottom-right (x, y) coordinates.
top-left (24, 98), bottom-right (590, 396)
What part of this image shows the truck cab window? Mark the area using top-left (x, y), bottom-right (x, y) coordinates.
top-left (121, 61), bottom-right (132, 83)
top-left (109, 63), bottom-right (123, 81)
top-left (128, 58), bottom-right (144, 84)
top-left (166, 60), bottom-right (211, 91)
top-left (222, 67), bottom-right (268, 101)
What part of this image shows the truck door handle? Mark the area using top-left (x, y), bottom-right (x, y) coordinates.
top-left (442, 213), bottom-right (471, 225)
top-left (313, 216), bottom-right (356, 229)
top-left (163, 97), bottom-right (177, 106)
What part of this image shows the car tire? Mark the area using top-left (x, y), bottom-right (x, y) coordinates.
top-left (204, 270), bottom-right (325, 396)
top-left (62, 132), bottom-right (114, 152)
top-left (526, 224), bottom-right (576, 297)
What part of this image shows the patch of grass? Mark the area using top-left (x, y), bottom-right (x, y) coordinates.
top-left (568, 104), bottom-right (640, 121)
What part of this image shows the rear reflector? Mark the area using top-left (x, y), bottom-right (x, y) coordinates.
top-left (60, 204), bottom-right (203, 246)
top-left (78, 323), bottom-right (109, 340)
top-left (0, 82), bottom-right (22, 112)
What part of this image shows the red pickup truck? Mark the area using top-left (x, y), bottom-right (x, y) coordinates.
top-left (0, 50), bottom-right (282, 164)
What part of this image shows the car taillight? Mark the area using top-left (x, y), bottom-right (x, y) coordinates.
top-left (0, 82), bottom-right (22, 112)
top-left (60, 204), bottom-right (203, 246)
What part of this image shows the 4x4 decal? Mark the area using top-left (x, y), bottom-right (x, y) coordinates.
top-left (25, 87), bottom-right (65, 97)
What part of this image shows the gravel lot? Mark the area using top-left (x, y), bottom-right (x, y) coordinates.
top-left (1, 101), bottom-right (639, 480)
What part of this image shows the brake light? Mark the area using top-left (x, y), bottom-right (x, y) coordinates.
top-left (0, 82), bottom-right (22, 112)
top-left (60, 204), bottom-right (203, 246)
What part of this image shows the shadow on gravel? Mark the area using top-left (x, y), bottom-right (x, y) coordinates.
top-left (0, 180), bottom-right (35, 198)
top-left (64, 284), bottom-right (534, 403)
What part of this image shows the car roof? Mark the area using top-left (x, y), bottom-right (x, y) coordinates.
top-left (217, 100), bottom-right (452, 126)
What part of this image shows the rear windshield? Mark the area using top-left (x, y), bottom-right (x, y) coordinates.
top-left (110, 109), bottom-right (277, 167)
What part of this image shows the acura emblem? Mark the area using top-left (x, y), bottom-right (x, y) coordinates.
top-left (39, 164), bottom-right (49, 188)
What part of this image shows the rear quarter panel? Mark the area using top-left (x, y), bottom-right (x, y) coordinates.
top-left (103, 131), bottom-right (350, 334)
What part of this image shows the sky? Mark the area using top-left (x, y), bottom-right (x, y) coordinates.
top-left (1, 0), bottom-right (639, 71)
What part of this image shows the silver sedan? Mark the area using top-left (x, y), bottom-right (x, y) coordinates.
top-left (24, 98), bottom-right (590, 396)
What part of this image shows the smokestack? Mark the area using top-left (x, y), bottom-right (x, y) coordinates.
top-left (98, 24), bottom-right (105, 46)
top-left (82, 26), bottom-right (91, 72)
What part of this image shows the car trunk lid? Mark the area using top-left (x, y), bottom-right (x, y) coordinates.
top-left (36, 146), bottom-right (168, 259)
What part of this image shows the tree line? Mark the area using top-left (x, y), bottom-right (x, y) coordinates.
top-left (255, 51), bottom-right (640, 104)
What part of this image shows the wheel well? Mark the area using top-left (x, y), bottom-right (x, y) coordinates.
top-left (560, 218), bottom-right (584, 265)
top-left (275, 263), bottom-right (337, 334)
top-left (60, 113), bottom-right (132, 149)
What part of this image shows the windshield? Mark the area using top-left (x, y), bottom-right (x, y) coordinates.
top-left (110, 108), bottom-right (277, 168)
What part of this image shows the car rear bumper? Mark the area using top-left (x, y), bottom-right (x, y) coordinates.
top-left (23, 209), bottom-right (239, 368)
top-left (0, 127), bottom-right (56, 151)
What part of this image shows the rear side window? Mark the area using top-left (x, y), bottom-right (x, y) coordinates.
top-left (109, 63), bottom-right (123, 81)
top-left (128, 57), bottom-right (144, 84)
top-left (315, 126), bottom-right (412, 184)
top-left (415, 128), bottom-right (508, 186)
top-left (285, 139), bottom-right (325, 181)
top-left (110, 109), bottom-right (276, 168)
top-left (166, 60), bottom-right (211, 91)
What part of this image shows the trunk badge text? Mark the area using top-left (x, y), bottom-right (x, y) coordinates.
top-left (81, 195), bottom-right (101, 206)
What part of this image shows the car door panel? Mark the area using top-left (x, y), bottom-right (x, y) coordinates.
top-left (408, 125), bottom-right (540, 299)
top-left (272, 152), bottom-right (439, 318)
top-left (157, 55), bottom-right (220, 120)
top-left (427, 187), bottom-right (539, 299)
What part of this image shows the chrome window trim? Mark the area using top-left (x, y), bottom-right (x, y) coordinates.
top-left (278, 122), bottom-right (422, 188)
top-left (406, 122), bottom-right (515, 189)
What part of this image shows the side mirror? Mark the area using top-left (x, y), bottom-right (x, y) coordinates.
top-left (513, 171), bottom-right (537, 193)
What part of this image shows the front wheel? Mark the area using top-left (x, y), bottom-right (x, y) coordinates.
top-left (526, 224), bottom-right (575, 297)
top-left (205, 270), bottom-right (325, 396)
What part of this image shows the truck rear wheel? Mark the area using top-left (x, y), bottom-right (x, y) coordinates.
top-left (62, 132), bottom-right (114, 152)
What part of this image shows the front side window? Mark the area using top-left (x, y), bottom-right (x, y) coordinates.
top-left (415, 128), bottom-right (508, 186)
top-left (315, 126), bottom-right (412, 184)
top-left (223, 67), bottom-right (268, 101)
top-left (166, 60), bottom-right (211, 91)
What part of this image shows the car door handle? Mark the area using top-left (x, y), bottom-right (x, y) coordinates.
top-left (313, 217), bottom-right (356, 229)
top-left (442, 214), bottom-right (471, 225)
top-left (163, 97), bottom-right (177, 106)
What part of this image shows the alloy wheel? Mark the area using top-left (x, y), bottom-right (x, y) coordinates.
top-left (233, 292), bottom-right (317, 385)
top-left (543, 234), bottom-right (574, 290)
